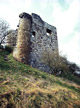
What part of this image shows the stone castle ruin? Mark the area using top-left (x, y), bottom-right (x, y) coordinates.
top-left (7, 12), bottom-right (58, 72)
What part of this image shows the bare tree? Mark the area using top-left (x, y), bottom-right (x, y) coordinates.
top-left (0, 19), bottom-right (9, 45)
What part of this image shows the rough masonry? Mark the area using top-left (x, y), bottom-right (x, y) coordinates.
top-left (12, 12), bottom-right (58, 72)
top-left (7, 30), bottom-right (17, 48)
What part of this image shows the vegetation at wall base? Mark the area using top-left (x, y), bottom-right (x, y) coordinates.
top-left (0, 49), bottom-right (80, 108)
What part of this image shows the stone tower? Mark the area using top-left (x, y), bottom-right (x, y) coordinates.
top-left (13, 13), bottom-right (32, 63)
top-left (13, 12), bottom-right (58, 72)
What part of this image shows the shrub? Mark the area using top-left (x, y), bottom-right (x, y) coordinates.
top-left (42, 49), bottom-right (69, 75)
top-left (5, 45), bottom-right (13, 53)
top-left (0, 45), bottom-right (3, 49)
top-left (69, 63), bottom-right (79, 73)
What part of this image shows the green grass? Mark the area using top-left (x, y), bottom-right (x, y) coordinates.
top-left (0, 50), bottom-right (80, 108)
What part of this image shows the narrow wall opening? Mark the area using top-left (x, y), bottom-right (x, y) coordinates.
top-left (46, 29), bottom-right (52, 36)
top-left (32, 31), bottom-right (36, 37)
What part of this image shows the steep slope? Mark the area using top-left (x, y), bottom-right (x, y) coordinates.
top-left (0, 50), bottom-right (80, 108)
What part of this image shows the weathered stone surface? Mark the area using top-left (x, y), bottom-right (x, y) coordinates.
top-left (29, 13), bottom-right (58, 72)
top-left (6, 30), bottom-right (17, 48)
top-left (12, 12), bottom-right (58, 72)
top-left (13, 13), bottom-right (32, 64)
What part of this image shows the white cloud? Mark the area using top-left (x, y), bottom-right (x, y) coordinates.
top-left (40, 0), bottom-right (48, 9)
top-left (62, 32), bottom-right (80, 65)
top-left (51, 0), bottom-right (80, 65)
top-left (65, 0), bottom-right (73, 4)
top-left (52, 0), bottom-right (80, 38)
top-left (25, 0), bottom-right (32, 12)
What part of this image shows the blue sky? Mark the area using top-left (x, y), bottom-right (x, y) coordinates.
top-left (0, 0), bottom-right (80, 65)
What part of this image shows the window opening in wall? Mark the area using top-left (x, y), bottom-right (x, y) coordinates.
top-left (32, 31), bottom-right (36, 37)
top-left (46, 29), bottom-right (52, 36)
top-left (13, 44), bottom-right (15, 46)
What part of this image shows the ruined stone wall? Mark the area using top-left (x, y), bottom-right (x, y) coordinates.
top-left (13, 13), bottom-right (32, 63)
top-left (29, 13), bottom-right (58, 72)
top-left (12, 12), bottom-right (58, 72)
top-left (7, 30), bottom-right (17, 48)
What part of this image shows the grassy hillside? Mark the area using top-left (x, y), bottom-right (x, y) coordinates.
top-left (0, 50), bottom-right (80, 108)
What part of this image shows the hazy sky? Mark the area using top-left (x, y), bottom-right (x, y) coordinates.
top-left (0, 0), bottom-right (80, 65)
